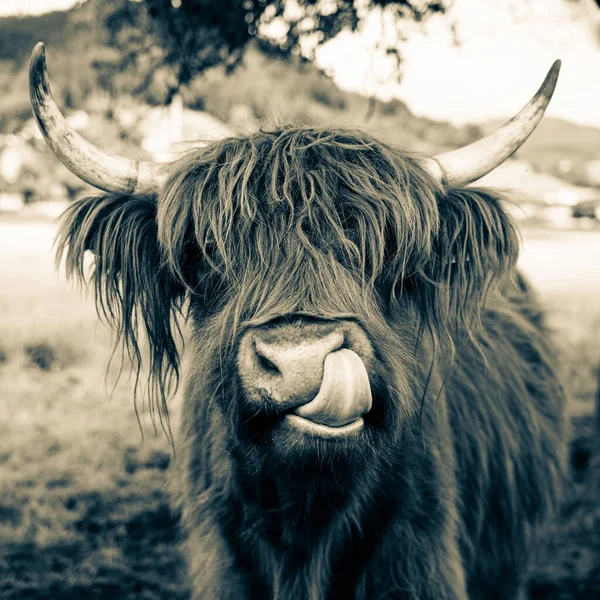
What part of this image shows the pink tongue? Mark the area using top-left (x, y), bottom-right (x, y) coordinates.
top-left (294, 349), bottom-right (372, 427)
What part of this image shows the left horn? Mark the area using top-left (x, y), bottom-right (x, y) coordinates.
top-left (29, 42), bottom-right (164, 195)
top-left (423, 60), bottom-right (561, 187)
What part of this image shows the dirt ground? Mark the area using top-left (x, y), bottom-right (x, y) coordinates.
top-left (0, 219), bottom-right (599, 599)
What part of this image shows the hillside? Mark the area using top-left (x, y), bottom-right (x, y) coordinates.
top-left (0, 2), bottom-right (598, 196)
top-left (482, 117), bottom-right (600, 186)
top-left (0, 2), bottom-right (480, 155)
top-left (0, 10), bottom-right (71, 64)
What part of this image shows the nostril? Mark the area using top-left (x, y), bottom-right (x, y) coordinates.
top-left (256, 351), bottom-right (280, 375)
top-left (254, 340), bottom-right (282, 375)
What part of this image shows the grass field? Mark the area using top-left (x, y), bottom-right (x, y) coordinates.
top-left (0, 218), bottom-right (599, 599)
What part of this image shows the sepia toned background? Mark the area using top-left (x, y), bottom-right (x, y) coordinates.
top-left (0, 0), bottom-right (599, 598)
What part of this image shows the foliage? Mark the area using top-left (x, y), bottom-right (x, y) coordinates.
top-left (179, 44), bottom-right (482, 153)
top-left (0, 4), bottom-right (487, 206)
top-left (1, 1), bottom-right (599, 196)
top-left (0, 10), bottom-right (70, 63)
top-left (99, 0), bottom-right (452, 103)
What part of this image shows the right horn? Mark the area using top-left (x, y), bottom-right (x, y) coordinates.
top-left (29, 42), bottom-right (164, 196)
top-left (423, 60), bottom-right (561, 188)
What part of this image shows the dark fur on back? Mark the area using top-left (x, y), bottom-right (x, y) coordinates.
top-left (56, 126), bottom-right (567, 599)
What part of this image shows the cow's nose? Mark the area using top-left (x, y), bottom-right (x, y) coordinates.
top-left (237, 328), bottom-right (345, 408)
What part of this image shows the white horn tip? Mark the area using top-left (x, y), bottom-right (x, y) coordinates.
top-left (33, 41), bottom-right (46, 56)
top-left (30, 42), bottom-right (46, 71)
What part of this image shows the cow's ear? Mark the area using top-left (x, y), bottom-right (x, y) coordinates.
top-left (436, 186), bottom-right (519, 282)
top-left (56, 194), bottom-right (185, 421)
top-left (418, 187), bottom-right (520, 333)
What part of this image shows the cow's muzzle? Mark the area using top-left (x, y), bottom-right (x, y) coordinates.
top-left (236, 319), bottom-right (373, 437)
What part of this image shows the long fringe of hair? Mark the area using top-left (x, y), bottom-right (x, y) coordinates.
top-left (56, 125), bottom-right (522, 428)
top-left (55, 194), bottom-right (185, 435)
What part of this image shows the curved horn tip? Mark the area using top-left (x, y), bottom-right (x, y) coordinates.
top-left (31, 42), bottom-right (46, 65)
top-left (527, 59), bottom-right (561, 111)
top-left (27, 39), bottom-right (162, 196)
top-left (29, 42), bottom-right (48, 88)
top-left (430, 60), bottom-right (563, 188)
top-left (546, 59), bottom-right (562, 87)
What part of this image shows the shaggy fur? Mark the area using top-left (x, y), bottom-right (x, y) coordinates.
top-left (56, 126), bottom-right (567, 599)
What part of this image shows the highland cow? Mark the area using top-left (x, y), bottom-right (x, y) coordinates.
top-left (30, 42), bottom-right (567, 600)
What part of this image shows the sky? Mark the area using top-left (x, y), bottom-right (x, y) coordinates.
top-left (0, 0), bottom-right (77, 15)
top-left (317, 0), bottom-right (600, 127)
top-left (3, 0), bottom-right (600, 128)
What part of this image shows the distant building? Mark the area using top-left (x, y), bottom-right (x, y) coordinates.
top-left (116, 97), bottom-right (235, 162)
top-left (584, 159), bottom-right (600, 186)
top-left (475, 159), bottom-right (598, 228)
top-left (0, 135), bottom-right (25, 183)
top-left (0, 193), bottom-right (24, 213)
top-left (476, 159), bottom-right (591, 206)
top-left (557, 158), bottom-right (573, 174)
top-left (572, 198), bottom-right (600, 221)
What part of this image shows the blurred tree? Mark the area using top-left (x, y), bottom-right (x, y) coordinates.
top-left (98, 0), bottom-right (451, 103)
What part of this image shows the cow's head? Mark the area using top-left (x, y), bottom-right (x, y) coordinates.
top-left (30, 43), bottom-right (559, 477)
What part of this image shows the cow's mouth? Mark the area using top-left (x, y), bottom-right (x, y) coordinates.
top-left (283, 348), bottom-right (372, 438)
top-left (283, 413), bottom-right (365, 437)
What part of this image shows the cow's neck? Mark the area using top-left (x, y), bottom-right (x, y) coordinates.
top-left (223, 461), bottom-right (400, 598)
top-left (248, 472), bottom-right (364, 542)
